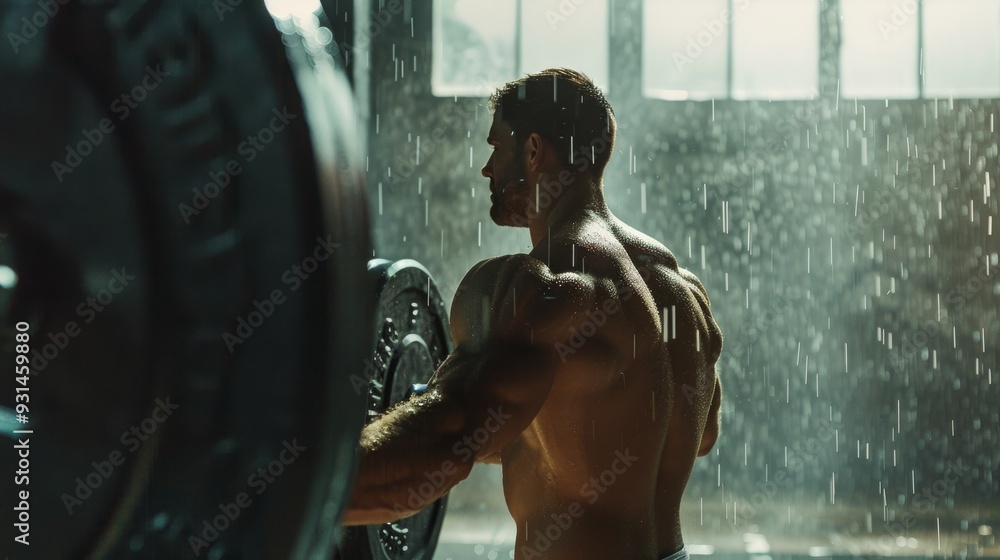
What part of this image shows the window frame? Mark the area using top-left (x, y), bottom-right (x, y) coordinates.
top-left (429, 0), bottom-right (1000, 101)
top-left (430, 0), bottom-right (612, 98)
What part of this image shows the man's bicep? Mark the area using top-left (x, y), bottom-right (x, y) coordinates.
top-left (436, 255), bottom-right (585, 460)
top-left (429, 338), bottom-right (556, 461)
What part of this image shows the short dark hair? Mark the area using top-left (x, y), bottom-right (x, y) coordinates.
top-left (488, 68), bottom-right (616, 174)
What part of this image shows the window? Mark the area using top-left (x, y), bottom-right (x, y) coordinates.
top-left (643, 0), bottom-right (820, 100)
top-left (841, 0), bottom-right (1000, 99)
top-left (433, 0), bottom-right (1000, 100)
top-left (643, 0), bottom-right (729, 100)
top-left (519, 0), bottom-right (609, 89)
top-left (840, 0), bottom-right (920, 98)
top-left (922, 0), bottom-right (1000, 98)
top-left (432, 0), bottom-right (516, 97)
top-left (431, 0), bottom-right (609, 97)
top-left (730, 0), bottom-right (820, 99)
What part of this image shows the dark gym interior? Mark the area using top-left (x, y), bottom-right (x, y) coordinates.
top-left (0, 0), bottom-right (997, 558)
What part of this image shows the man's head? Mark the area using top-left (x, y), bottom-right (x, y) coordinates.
top-left (483, 68), bottom-right (616, 227)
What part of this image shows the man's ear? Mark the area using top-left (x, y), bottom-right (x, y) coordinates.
top-left (524, 133), bottom-right (545, 171)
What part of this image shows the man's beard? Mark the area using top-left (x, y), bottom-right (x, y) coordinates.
top-left (490, 155), bottom-right (532, 228)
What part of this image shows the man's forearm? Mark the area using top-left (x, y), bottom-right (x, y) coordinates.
top-left (342, 377), bottom-right (474, 525)
top-left (342, 341), bottom-right (550, 525)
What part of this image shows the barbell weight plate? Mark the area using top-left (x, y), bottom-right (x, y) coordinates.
top-left (0, 2), bottom-right (371, 558)
top-left (0, 2), bottom-right (155, 556)
top-left (334, 259), bottom-right (453, 560)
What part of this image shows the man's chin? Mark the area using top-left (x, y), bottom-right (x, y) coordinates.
top-left (489, 206), bottom-right (528, 228)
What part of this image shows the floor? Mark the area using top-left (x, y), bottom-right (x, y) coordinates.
top-left (429, 465), bottom-right (998, 559)
top-left (430, 501), bottom-right (1000, 559)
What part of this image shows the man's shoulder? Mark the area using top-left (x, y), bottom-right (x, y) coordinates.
top-left (454, 253), bottom-right (596, 341)
top-left (464, 253), bottom-right (590, 292)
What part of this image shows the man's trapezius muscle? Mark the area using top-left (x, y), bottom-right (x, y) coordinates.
top-left (343, 68), bottom-right (723, 560)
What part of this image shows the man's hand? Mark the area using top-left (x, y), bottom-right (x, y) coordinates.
top-left (342, 254), bottom-right (592, 525)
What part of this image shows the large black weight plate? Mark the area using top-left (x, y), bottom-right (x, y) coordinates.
top-left (0, 2), bottom-right (371, 558)
top-left (335, 259), bottom-right (453, 560)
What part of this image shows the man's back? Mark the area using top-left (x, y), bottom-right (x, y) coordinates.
top-left (343, 68), bottom-right (722, 557)
top-left (453, 213), bottom-right (723, 559)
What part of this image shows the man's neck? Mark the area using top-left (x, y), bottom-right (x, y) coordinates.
top-left (527, 174), bottom-right (611, 248)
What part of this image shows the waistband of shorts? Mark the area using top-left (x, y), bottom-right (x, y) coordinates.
top-left (661, 547), bottom-right (689, 560)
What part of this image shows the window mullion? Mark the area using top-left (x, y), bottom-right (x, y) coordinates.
top-left (917, 0), bottom-right (924, 98)
top-left (727, 0), bottom-right (734, 98)
top-left (515, 0), bottom-right (523, 76)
